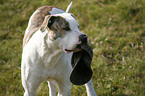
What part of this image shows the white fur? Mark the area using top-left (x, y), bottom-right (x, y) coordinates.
top-left (50, 8), bottom-right (65, 15)
top-left (21, 6), bottom-right (97, 96)
top-left (66, 1), bottom-right (73, 13)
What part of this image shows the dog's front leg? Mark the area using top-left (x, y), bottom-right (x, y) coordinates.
top-left (56, 80), bottom-right (71, 96)
top-left (48, 81), bottom-right (57, 96)
top-left (21, 62), bottom-right (44, 96)
top-left (85, 80), bottom-right (97, 96)
top-left (22, 73), bottom-right (41, 96)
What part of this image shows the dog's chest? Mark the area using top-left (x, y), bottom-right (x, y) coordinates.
top-left (40, 52), bottom-right (72, 79)
top-left (42, 51), bottom-right (71, 69)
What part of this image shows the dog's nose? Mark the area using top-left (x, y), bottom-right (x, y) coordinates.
top-left (79, 34), bottom-right (88, 43)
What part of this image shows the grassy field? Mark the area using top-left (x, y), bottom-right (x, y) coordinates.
top-left (0, 0), bottom-right (145, 96)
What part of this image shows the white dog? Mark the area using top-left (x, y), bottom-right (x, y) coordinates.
top-left (21, 2), bottom-right (97, 96)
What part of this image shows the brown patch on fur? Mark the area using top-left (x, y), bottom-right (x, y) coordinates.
top-left (49, 16), bottom-right (70, 31)
top-left (23, 6), bottom-right (53, 47)
top-left (48, 16), bottom-right (71, 40)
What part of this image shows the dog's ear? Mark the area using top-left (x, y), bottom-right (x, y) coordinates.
top-left (40, 15), bottom-right (59, 32)
top-left (66, 1), bottom-right (73, 13)
top-left (70, 43), bottom-right (93, 85)
top-left (40, 15), bottom-right (52, 32)
top-left (40, 15), bottom-right (70, 32)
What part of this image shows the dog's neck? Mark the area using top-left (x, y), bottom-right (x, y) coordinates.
top-left (40, 30), bottom-right (62, 54)
top-left (40, 30), bottom-right (69, 66)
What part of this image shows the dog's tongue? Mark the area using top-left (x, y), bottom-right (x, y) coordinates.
top-left (70, 43), bottom-right (93, 85)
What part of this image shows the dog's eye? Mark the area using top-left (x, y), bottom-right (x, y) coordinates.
top-left (62, 26), bottom-right (71, 31)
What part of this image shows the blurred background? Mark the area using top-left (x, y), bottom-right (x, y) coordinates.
top-left (0, 0), bottom-right (145, 95)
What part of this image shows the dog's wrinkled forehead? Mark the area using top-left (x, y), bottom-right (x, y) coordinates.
top-left (55, 13), bottom-right (79, 30)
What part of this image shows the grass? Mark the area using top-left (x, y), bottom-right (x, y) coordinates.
top-left (0, 0), bottom-right (145, 96)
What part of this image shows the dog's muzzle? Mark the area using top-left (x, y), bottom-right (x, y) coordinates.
top-left (79, 34), bottom-right (88, 44)
top-left (65, 34), bottom-right (88, 53)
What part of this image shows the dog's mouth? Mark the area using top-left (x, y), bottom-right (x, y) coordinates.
top-left (64, 44), bottom-right (82, 53)
top-left (64, 48), bottom-right (82, 53)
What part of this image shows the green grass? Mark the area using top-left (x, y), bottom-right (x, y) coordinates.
top-left (0, 0), bottom-right (145, 96)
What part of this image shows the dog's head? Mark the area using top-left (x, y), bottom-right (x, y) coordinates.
top-left (40, 13), bottom-right (93, 85)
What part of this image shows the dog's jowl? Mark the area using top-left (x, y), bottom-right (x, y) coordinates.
top-left (21, 2), bottom-right (97, 96)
